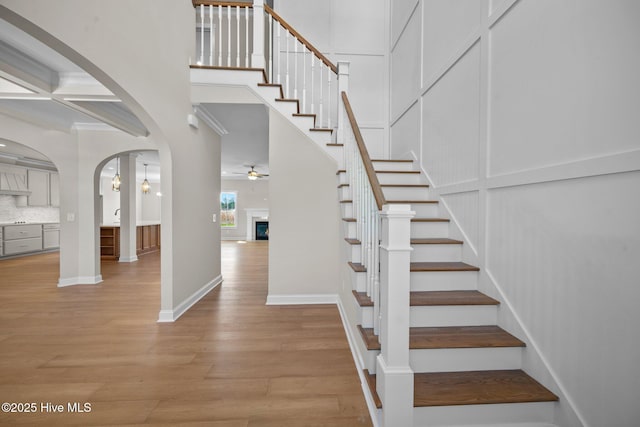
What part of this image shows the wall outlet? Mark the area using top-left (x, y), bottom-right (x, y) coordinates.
top-left (67, 213), bottom-right (75, 222)
top-left (212, 214), bottom-right (216, 223)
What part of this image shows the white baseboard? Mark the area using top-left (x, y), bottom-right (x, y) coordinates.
top-left (336, 297), bottom-right (381, 427)
top-left (57, 275), bottom-right (103, 287)
top-left (221, 236), bottom-right (246, 241)
top-left (157, 274), bottom-right (223, 322)
top-left (265, 293), bottom-right (338, 305)
top-left (118, 256), bottom-right (138, 263)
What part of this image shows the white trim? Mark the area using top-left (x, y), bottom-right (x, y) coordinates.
top-left (57, 275), bottom-right (103, 287)
top-left (194, 105), bottom-right (229, 135)
top-left (265, 293), bottom-right (338, 305)
top-left (221, 236), bottom-right (247, 241)
top-left (118, 255), bottom-right (138, 263)
top-left (156, 274), bottom-right (223, 322)
top-left (336, 297), bottom-right (381, 427)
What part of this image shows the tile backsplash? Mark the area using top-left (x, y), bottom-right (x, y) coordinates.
top-left (0, 195), bottom-right (60, 223)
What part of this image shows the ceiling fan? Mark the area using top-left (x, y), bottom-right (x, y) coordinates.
top-left (233, 166), bottom-right (269, 180)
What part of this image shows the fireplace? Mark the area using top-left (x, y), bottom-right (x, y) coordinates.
top-left (255, 221), bottom-right (269, 240)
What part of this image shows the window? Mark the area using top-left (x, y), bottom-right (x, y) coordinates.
top-left (220, 192), bottom-right (237, 228)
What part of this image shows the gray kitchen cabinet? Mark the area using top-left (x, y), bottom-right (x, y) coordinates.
top-left (27, 169), bottom-right (49, 206)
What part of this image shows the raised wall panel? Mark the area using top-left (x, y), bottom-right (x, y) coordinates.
top-left (441, 191), bottom-right (479, 253)
top-left (489, 0), bottom-right (640, 176)
top-left (331, 0), bottom-right (386, 53)
top-left (390, 100), bottom-right (420, 159)
top-left (344, 54), bottom-right (387, 124)
top-left (391, 6), bottom-right (421, 119)
top-left (422, 43), bottom-right (480, 187)
top-left (422, 0), bottom-right (482, 82)
top-left (391, 0), bottom-right (419, 46)
top-left (487, 171), bottom-right (640, 427)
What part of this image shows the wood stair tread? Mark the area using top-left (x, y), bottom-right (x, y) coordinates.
top-left (375, 170), bottom-right (421, 174)
top-left (365, 369), bottom-right (557, 408)
top-left (372, 159), bottom-right (413, 162)
top-left (411, 238), bottom-right (462, 245)
top-left (337, 183), bottom-right (349, 188)
top-left (364, 370), bottom-right (382, 409)
top-left (342, 218), bottom-right (356, 222)
top-left (381, 184), bottom-right (429, 188)
top-left (336, 169), bottom-right (346, 175)
top-left (340, 200), bottom-right (352, 203)
top-left (357, 325), bottom-right (523, 350)
top-left (311, 128), bottom-right (333, 133)
top-left (410, 291), bottom-right (499, 306)
top-left (327, 143), bottom-right (343, 146)
top-left (352, 291), bottom-right (373, 307)
top-left (410, 262), bottom-right (479, 272)
top-left (413, 369), bottom-right (558, 407)
top-left (409, 325), bottom-right (525, 349)
top-left (387, 200), bottom-right (438, 204)
top-left (348, 262), bottom-right (366, 273)
top-left (344, 238), bottom-right (361, 245)
top-left (411, 218), bottom-right (450, 222)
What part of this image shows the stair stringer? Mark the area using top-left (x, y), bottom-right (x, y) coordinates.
top-left (190, 68), bottom-right (340, 166)
top-left (402, 150), bottom-right (583, 427)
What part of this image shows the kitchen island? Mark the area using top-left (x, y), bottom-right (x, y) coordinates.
top-left (100, 222), bottom-right (161, 260)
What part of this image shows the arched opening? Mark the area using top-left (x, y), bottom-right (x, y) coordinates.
top-left (95, 150), bottom-right (161, 279)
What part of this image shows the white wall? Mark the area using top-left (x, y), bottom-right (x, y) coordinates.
top-left (390, 1), bottom-right (640, 426)
top-left (274, 0), bottom-right (389, 158)
top-left (220, 178), bottom-right (269, 240)
top-left (268, 109), bottom-right (340, 298)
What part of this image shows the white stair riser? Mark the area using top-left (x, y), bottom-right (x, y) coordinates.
top-left (339, 186), bottom-right (351, 200)
top-left (351, 270), bottom-right (366, 292)
top-left (410, 305), bottom-right (497, 327)
top-left (341, 203), bottom-right (353, 218)
top-left (413, 401), bottom-right (555, 427)
top-left (347, 243), bottom-right (361, 263)
top-left (410, 243), bottom-right (462, 262)
top-left (410, 221), bottom-right (450, 238)
top-left (372, 161), bottom-right (415, 171)
top-left (343, 221), bottom-right (356, 238)
top-left (360, 305), bottom-right (374, 328)
top-left (376, 173), bottom-right (423, 185)
top-left (411, 271), bottom-right (478, 292)
top-left (382, 187), bottom-right (431, 201)
top-left (337, 172), bottom-right (348, 185)
top-left (410, 347), bottom-right (522, 373)
top-left (405, 203), bottom-right (439, 217)
top-left (325, 145), bottom-right (343, 167)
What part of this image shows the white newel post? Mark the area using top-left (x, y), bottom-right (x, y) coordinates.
top-left (252, 0), bottom-right (265, 69)
top-left (377, 203), bottom-right (414, 427)
top-left (337, 61), bottom-right (349, 151)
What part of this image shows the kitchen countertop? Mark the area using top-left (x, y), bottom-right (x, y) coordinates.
top-left (100, 221), bottom-right (161, 227)
top-left (0, 221), bottom-right (60, 226)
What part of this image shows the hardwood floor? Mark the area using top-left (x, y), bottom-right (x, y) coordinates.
top-left (0, 242), bottom-right (371, 426)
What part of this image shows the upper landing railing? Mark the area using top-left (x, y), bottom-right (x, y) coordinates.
top-left (193, 0), bottom-right (338, 128)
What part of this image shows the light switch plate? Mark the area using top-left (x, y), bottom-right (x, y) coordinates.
top-left (212, 214), bottom-right (216, 223)
top-left (67, 213), bottom-right (75, 222)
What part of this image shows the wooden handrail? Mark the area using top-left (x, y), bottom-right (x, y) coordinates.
top-left (193, 1), bottom-right (252, 8)
top-left (265, 4), bottom-right (338, 74)
top-left (341, 92), bottom-right (386, 210)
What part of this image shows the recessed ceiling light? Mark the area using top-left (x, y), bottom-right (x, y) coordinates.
top-left (0, 143), bottom-right (6, 147)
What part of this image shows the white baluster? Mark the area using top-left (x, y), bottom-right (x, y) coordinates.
top-left (209, 5), bottom-right (214, 66)
top-left (218, 5), bottom-right (222, 66)
top-left (285, 31), bottom-right (290, 98)
top-left (199, 4), bottom-right (204, 64)
top-left (268, 15), bottom-right (273, 82)
top-left (293, 38), bottom-right (298, 100)
top-left (236, 7), bottom-right (240, 66)
top-left (310, 55), bottom-right (315, 115)
top-left (319, 65), bottom-right (323, 127)
top-left (276, 23), bottom-right (281, 84)
top-left (327, 70), bottom-right (332, 129)
top-left (302, 48), bottom-right (307, 113)
top-left (227, 7), bottom-right (231, 66)
top-left (245, 6), bottom-right (249, 67)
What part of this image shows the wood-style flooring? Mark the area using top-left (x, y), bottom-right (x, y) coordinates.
top-left (0, 242), bottom-right (371, 426)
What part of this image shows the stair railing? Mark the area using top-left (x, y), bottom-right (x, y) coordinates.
top-left (341, 92), bottom-right (385, 335)
top-left (193, 0), bottom-right (338, 130)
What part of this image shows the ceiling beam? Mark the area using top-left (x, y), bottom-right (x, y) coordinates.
top-left (62, 100), bottom-right (149, 137)
top-left (0, 40), bottom-right (58, 94)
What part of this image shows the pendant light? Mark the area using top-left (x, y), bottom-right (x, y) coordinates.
top-left (141, 163), bottom-right (150, 194)
top-left (112, 157), bottom-right (121, 192)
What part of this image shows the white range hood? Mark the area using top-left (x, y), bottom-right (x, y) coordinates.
top-left (0, 172), bottom-right (32, 196)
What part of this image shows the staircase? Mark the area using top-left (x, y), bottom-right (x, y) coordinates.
top-left (190, 2), bottom-right (559, 426)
